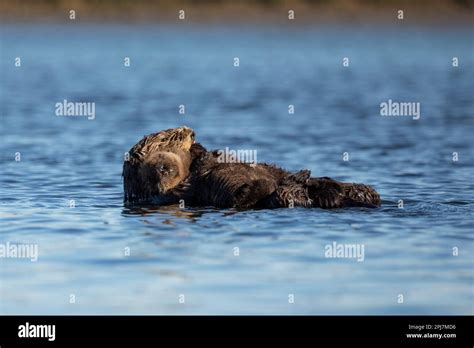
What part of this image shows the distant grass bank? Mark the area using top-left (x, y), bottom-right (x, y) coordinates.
top-left (1, 0), bottom-right (473, 25)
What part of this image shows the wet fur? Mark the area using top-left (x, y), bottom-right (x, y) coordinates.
top-left (123, 128), bottom-right (381, 209)
top-left (123, 127), bottom-right (194, 203)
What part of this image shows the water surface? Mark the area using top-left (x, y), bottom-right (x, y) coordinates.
top-left (0, 24), bottom-right (473, 314)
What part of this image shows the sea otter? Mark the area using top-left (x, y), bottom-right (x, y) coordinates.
top-left (123, 126), bottom-right (195, 203)
top-left (123, 127), bottom-right (381, 209)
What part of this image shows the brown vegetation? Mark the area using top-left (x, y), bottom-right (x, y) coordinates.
top-left (1, 0), bottom-right (473, 25)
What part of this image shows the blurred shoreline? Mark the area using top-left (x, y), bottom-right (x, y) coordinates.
top-left (1, 0), bottom-right (473, 25)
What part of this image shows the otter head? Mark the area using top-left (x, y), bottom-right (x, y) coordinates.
top-left (139, 150), bottom-right (190, 194)
top-left (144, 126), bottom-right (196, 153)
top-left (123, 127), bottom-right (195, 203)
top-left (128, 126), bottom-right (195, 161)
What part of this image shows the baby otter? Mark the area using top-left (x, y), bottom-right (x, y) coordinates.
top-left (122, 126), bottom-right (195, 203)
top-left (123, 127), bottom-right (381, 209)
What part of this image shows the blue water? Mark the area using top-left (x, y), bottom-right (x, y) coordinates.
top-left (0, 24), bottom-right (473, 314)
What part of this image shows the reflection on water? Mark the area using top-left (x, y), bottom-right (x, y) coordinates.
top-left (0, 24), bottom-right (473, 314)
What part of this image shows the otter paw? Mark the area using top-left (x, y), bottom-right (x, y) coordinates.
top-left (308, 177), bottom-right (345, 208)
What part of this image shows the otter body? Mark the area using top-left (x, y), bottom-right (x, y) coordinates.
top-left (123, 127), bottom-right (381, 209)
